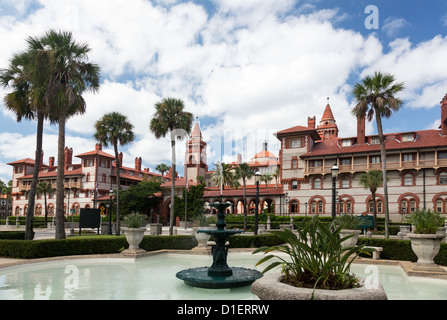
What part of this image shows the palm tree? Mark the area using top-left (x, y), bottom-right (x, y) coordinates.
top-left (155, 163), bottom-right (170, 183)
top-left (149, 98), bottom-right (193, 235)
top-left (273, 167), bottom-right (280, 188)
top-left (94, 112), bottom-right (135, 236)
top-left (359, 170), bottom-right (383, 232)
top-left (211, 162), bottom-right (235, 191)
top-left (0, 35), bottom-right (54, 240)
top-left (352, 71), bottom-right (404, 239)
top-left (36, 181), bottom-right (55, 225)
top-left (234, 163), bottom-right (253, 229)
top-left (40, 30), bottom-right (100, 239)
top-left (260, 174), bottom-right (273, 188)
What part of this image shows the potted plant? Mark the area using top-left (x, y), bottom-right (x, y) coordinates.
top-left (405, 209), bottom-right (446, 264)
top-left (122, 212), bottom-right (148, 254)
top-left (251, 216), bottom-right (387, 300)
top-left (335, 214), bottom-right (362, 249)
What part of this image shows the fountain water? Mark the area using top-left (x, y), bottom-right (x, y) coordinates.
top-left (176, 202), bottom-right (262, 289)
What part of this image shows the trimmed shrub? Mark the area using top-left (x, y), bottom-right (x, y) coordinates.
top-left (0, 231), bottom-right (27, 240)
top-left (227, 234), bottom-right (285, 248)
top-left (0, 235), bottom-right (198, 259)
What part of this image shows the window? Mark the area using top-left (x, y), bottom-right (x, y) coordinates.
top-left (102, 174), bottom-right (107, 183)
top-left (310, 160), bottom-right (322, 167)
top-left (438, 151), bottom-right (447, 159)
top-left (341, 176), bottom-right (350, 188)
top-left (313, 178), bottom-right (321, 189)
top-left (401, 197), bottom-right (417, 214)
top-left (371, 136), bottom-right (380, 144)
top-left (370, 155), bottom-right (381, 164)
top-left (342, 139), bottom-right (352, 147)
top-left (291, 180), bottom-right (298, 190)
top-left (436, 199), bottom-right (443, 213)
top-left (440, 172), bottom-right (447, 185)
top-left (402, 153), bottom-right (415, 162)
top-left (339, 199), bottom-right (352, 214)
top-left (86, 173), bottom-right (90, 182)
top-left (287, 137), bottom-right (303, 148)
top-left (340, 158), bottom-right (351, 165)
top-left (404, 173), bottom-right (413, 186)
top-left (402, 133), bottom-right (414, 142)
top-left (84, 159), bottom-right (94, 167)
top-left (291, 159), bottom-right (298, 168)
top-left (369, 200), bottom-right (383, 214)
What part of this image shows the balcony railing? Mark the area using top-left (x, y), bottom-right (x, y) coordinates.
top-left (304, 159), bottom-right (447, 175)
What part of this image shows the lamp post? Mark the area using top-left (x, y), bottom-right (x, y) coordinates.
top-left (254, 170), bottom-right (261, 236)
top-left (108, 189), bottom-right (113, 235)
top-left (331, 163), bottom-right (339, 224)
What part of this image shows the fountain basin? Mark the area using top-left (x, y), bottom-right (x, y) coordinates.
top-left (176, 267), bottom-right (262, 289)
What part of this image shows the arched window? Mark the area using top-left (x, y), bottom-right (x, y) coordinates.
top-left (86, 173), bottom-right (90, 182)
top-left (339, 200), bottom-right (352, 214)
top-left (310, 198), bottom-right (324, 214)
top-left (368, 199), bottom-right (383, 214)
top-left (290, 200), bottom-right (298, 213)
top-left (102, 173), bottom-right (107, 183)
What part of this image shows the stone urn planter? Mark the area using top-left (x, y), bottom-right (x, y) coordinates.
top-left (122, 227), bottom-right (147, 254)
top-left (121, 213), bottom-right (147, 255)
top-left (251, 273), bottom-right (387, 300)
top-left (339, 229), bottom-right (362, 249)
top-left (192, 226), bottom-right (215, 247)
top-left (407, 233), bottom-right (445, 264)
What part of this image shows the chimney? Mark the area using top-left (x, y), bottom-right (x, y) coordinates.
top-left (237, 154), bottom-right (242, 164)
top-left (308, 116), bottom-right (316, 129)
top-left (441, 94), bottom-right (447, 136)
top-left (135, 157), bottom-right (142, 171)
top-left (95, 143), bottom-right (102, 151)
top-left (357, 115), bottom-right (366, 144)
top-left (118, 152), bottom-right (123, 167)
top-left (49, 157), bottom-right (55, 167)
top-left (64, 147), bottom-right (73, 166)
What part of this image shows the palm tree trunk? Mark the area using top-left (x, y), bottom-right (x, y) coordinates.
top-left (114, 142), bottom-right (121, 236)
top-left (25, 112), bottom-right (44, 240)
top-left (55, 114), bottom-right (66, 239)
top-left (243, 178), bottom-right (247, 229)
top-left (170, 134), bottom-right (176, 236)
top-left (376, 114), bottom-right (389, 239)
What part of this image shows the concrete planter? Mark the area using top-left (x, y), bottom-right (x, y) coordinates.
top-left (192, 227), bottom-right (215, 247)
top-left (251, 273), bottom-right (387, 300)
top-left (407, 233), bottom-right (445, 264)
top-left (339, 229), bottom-right (361, 249)
top-left (122, 227), bottom-right (147, 255)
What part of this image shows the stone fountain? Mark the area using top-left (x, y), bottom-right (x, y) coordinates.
top-left (176, 202), bottom-right (262, 289)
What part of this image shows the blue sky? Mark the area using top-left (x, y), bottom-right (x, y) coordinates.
top-left (1, 0), bottom-right (447, 183)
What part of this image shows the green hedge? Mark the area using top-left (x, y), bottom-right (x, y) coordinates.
top-left (0, 235), bottom-right (198, 259)
top-left (0, 231), bottom-right (28, 240)
top-left (227, 234), bottom-right (285, 248)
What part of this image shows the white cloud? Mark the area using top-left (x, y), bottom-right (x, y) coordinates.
top-left (1, 0), bottom-right (447, 176)
top-left (382, 17), bottom-right (410, 38)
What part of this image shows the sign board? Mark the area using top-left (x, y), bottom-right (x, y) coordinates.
top-left (357, 214), bottom-right (374, 230)
top-left (99, 204), bottom-right (107, 216)
top-left (79, 208), bottom-right (101, 235)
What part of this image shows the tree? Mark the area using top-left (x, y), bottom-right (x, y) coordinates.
top-left (234, 163), bottom-right (253, 229)
top-left (273, 167), bottom-right (280, 188)
top-left (118, 178), bottom-right (161, 219)
top-left (260, 174), bottom-right (273, 187)
top-left (352, 71), bottom-right (404, 239)
top-left (155, 163), bottom-right (170, 183)
top-left (36, 181), bottom-right (55, 225)
top-left (94, 112), bottom-right (135, 235)
top-left (174, 184), bottom-right (205, 222)
top-left (40, 30), bottom-right (100, 239)
top-left (0, 35), bottom-right (54, 239)
top-left (150, 98), bottom-right (193, 235)
top-left (211, 162), bottom-right (235, 192)
top-left (359, 170), bottom-right (383, 232)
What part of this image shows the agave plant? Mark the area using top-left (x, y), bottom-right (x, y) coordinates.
top-left (253, 216), bottom-right (364, 292)
top-left (405, 209), bottom-right (446, 234)
top-left (123, 212), bottom-right (148, 228)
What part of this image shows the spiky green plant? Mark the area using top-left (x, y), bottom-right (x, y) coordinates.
top-left (405, 209), bottom-right (445, 234)
top-left (253, 216), bottom-right (364, 294)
